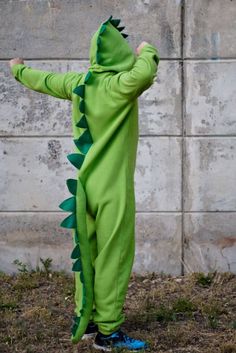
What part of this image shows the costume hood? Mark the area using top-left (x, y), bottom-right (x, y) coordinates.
top-left (88, 15), bottom-right (137, 73)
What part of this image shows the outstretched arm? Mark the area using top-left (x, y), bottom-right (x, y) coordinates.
top-left (110, 42), bottom-right (160, 100)
top-left (9, 58), bottom-right (79, 101)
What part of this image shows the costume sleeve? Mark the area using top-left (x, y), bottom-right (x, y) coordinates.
top-left (10, 63), bottom-right (79, 101)
top-left (110, 43), bottom-right (160, 101)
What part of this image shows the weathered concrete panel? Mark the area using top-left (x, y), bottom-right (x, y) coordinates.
top-left (1, 137), bottom-right (181, 212)
top-left (134, 212), bottom-right (182, 275)
top-left (0, 137), bottom-right (75, 211)
top-left (1, 59), bottom-right (180, 136)
top-left (0, 212), bottom-right (182, 275)
top-left (185, 61), bottom-right (236, 135)
top-left (184, 213), bottom-right (236, 273)
top-left (139, 61), bottom-right (181, 135)
top-left (135, 137), bottom-right (182, 212)
top-left (0, 60), bottom-right (88, 136)
top-left (185, 0), bottom-right (236, 58)
top-left (0, 212), bottom-right (73, 273)
top-left (184, 138), bottom-right (236, 211)
top-left (1, 0), bottom-right (181, 59)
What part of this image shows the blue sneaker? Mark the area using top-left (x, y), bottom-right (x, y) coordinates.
top-left (93, 329), bottom-right (148, 351)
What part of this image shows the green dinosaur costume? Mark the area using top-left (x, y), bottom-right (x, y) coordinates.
top-left (10, 15), bottom-right (159, 344)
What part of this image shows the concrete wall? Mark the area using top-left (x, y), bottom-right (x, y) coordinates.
top-left (0, 0), bottom-right (236, 275)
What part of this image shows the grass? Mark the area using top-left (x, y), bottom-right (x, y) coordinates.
top-left (0, 259), bottom-right (235, 352)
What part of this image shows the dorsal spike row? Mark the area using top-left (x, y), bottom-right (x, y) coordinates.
top-left (60, 60), bottom-right (95, 341)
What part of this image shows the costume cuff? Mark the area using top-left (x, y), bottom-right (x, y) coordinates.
top-left (10, 63), bottom-right (26, 79)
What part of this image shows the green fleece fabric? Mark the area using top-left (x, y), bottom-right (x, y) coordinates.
top-left (11, 15), bottom-right (160, 344)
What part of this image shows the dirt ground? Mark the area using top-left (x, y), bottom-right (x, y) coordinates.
top-left (0, 259), bottom-right (235, 353)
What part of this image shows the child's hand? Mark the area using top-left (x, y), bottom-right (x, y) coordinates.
top-left (9, 57), bottom-right (24, 68)
top-left (136, 41), bottom-right (149, 56)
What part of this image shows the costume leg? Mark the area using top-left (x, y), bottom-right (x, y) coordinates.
top-left (93, 188), bottom-right (136, 335)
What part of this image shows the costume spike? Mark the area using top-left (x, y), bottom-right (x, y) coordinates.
top-left (60, 213), bottom-right (76, 229)
top-left (71, 244), bottom-right (81, 259)
top-left (117, 26), bottom-right (125, 32)
top-left (73, 85), bottom-right (85, 98)
top-left (72, 258), bottom-right (82, 272)
top-left (96, 52), bottom-right (101, 64)
top-left (97, 36), bottom-right (102, 47)
top-left (74, 229), bottom-right (79, 243)
top-left (73, 130), bottom-right (93, 155)
top-left (58, 196), bottom-right (76, 212)
top-left (66, 178), bottom-right (77, 196)
top-left (79, 100), bottom-right (85, 114)
top-left (84, 70), bottom-right (92, 84)
top-left (82, 296), bottom-right (86, 306)
top-left (122, 33), bottom-right (129, 38)
top-left (80, 272), bottom-right (84, 283)
top-left (67, 153), bottom-right (85, 170)
top-left (76, 115), bottom-right (89, 129)
top-left (110, 18), bottom-right (121, 27)
top-left (100, 24), bottom-right (107, 35)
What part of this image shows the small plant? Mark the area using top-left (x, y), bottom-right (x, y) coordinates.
top-left (0, 300), bottom-right (18, 310)
top-left (12, 257), bottom-right (53, 275)
top-left (201, 300), bottom-right (221, 329)
top-left (220, 342), bottom-right (236, 353)
top-left (229, 320), bottom-right (236, 329)
top-left (172, 297), bottom-right (196, 318)
top-left (38, 257), bottom-right (52, 275)
top-left (208, 313), bottom-right (218, 328)
top-left (194, 272), bottom-right (215, 287)
top-left (12, 259), bottom-right (29, 273)
top-left (156, 303), bottom-right (176, 323)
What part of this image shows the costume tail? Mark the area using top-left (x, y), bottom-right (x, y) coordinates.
top-left (59, 68), bottom-right (94, 344)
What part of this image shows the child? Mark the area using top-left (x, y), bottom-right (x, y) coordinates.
top-left (9, 15), bottom-right (159, 351)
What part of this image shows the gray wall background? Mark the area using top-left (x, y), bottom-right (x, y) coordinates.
top-left (0, 0), bottom-right (236, 275)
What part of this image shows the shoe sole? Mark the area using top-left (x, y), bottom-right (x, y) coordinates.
top-left (92, 342), bottom-right (146, 352)
top-left (82, 332), bottom-right (97, 340)
top-left (92, 343), bottom-right (112, 351)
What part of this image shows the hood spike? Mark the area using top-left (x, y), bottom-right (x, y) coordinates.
top-left (100, 24), bottom-right (107, 35)
top-left (117, 26), bottom-right (125, 32)
top-left (122, 33), bottom-right (129, 38)
top-left (110, 18), bottom-right (121, 27)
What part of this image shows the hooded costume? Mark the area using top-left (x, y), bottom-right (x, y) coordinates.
top-left (10, 15), bottom-right (159, 344)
